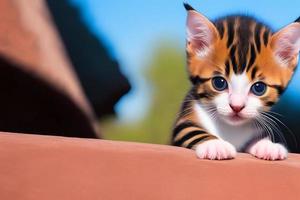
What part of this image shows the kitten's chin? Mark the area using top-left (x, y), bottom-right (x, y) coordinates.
top-left (219, 114), bottom-right (251, 125)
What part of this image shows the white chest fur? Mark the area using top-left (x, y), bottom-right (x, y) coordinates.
top-left (194, 103), bottom-right (261, 151)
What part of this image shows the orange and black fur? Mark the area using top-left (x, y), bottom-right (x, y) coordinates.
top-left (172, 3), bottom-right (300, 160)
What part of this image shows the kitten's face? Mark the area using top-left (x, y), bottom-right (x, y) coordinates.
top-left (185, 7), bottom-right (300, 125)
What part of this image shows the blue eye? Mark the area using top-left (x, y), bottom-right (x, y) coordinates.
top-left (251, 82), bottom-right (267, 96)
top-left (212, 77), bottom-right (228, 91)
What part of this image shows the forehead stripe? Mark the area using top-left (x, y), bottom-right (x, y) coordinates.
top-left (229, 45), bottom-right (238, 73)
top-left (226, 19), bottom-right (235, 47)
top-left (251, 66), bottom-right (258, 80)
top-left (225, 60), bottom-right (230, 76)
top-left (215, 21), bottom-right (225, 39)
top-left (254, 23), bottom-right (262, 53)
top-left (239, 50), bottom-right (248, 73)
top-left (236, 19), bottom-right (251, 73)
top-left (263, 29), bottom-right (269, 46)
top-left (246, 44), bottom-right (256, 72)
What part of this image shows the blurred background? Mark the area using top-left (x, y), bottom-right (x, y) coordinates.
top-left (0, 0), bottom-right (299, 152)
top-left (67, 0), bottom-right (299, 151)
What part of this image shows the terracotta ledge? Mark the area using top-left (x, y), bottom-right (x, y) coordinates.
top-left (0, 132), bottom-right (299, 200)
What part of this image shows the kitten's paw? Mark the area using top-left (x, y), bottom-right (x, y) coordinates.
top-left (195, 139), bottom-right (236, 160)
top-left (248, 139), bottom-right (288, 160)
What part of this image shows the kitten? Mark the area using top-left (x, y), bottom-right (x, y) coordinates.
top-left (172, 3), bottom-right (300, 160)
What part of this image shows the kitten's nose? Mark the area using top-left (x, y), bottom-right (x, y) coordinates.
top-left (230, 104), bottom-right (245, 113)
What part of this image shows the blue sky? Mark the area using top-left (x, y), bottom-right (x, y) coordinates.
top-left (70, 0), bottom-right (300, 121)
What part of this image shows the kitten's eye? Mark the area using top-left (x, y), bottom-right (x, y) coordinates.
top-left (212, 77), bottom-right (228, 91)
top-left (251, 82), bottom-right (267, 96)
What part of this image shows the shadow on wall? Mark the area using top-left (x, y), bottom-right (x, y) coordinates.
top-left (46, 0), bottom-right (131, 118)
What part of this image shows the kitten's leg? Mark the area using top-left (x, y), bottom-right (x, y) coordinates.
top-left (246, 138), bottom-right (288, 160)
top-left (172, 120), bottom-right (236, 160)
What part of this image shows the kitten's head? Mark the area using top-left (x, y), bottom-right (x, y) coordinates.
top-left (184, 4), bottom-right (300, 125)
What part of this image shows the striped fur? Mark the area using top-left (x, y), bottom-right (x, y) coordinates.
top-left (172, 3), bottom-right (300, 155)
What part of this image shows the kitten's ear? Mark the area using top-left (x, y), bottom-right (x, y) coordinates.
top-left (271, 20), bottom-right (300, 68)
top-left (184, 3), bottom-right (218, 57)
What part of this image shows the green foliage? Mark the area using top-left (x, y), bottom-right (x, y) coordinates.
top-left (100, 41), bottom-right (190, 144)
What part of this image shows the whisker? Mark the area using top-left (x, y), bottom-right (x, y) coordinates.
top-left (257, 116), bottom-right (274, 142)
top-left (265, 110), bottom-right (283, 117)
top-left (261, 111), bottom-right (297, 148)
top-left (253, 119), bottom-right (267, 141)
top-left (260, 114), bottom-right (287, 146)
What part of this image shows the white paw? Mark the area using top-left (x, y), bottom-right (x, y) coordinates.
top-left (248, 139), bottom-right (288, 160)
top-left (195, 139), bottom-right (236, 160)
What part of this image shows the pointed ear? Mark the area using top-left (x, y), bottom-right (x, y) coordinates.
top-left (271, 21), bottom-right (300, 68)
top-left (185, 4), bottom-right (218, 58)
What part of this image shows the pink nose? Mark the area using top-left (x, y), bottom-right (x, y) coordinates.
top-left (230, 104), bottom-right (245, 113)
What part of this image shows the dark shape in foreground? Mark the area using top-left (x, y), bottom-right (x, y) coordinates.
top-left (46, 0), bottom-right (131, 118)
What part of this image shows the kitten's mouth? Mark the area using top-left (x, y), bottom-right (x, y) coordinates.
top-left (229, 113), bottom-right (244, 121)
top-left (221, 113), bottom-right (248, 125)
top-left (216, 109), bottom-right (252, 125)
